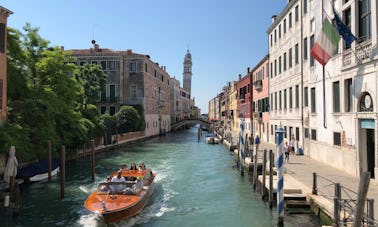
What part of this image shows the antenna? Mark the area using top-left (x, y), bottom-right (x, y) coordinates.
top-left (92, 24), bottom-right (98, 40)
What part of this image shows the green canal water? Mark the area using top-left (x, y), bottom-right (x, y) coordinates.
top-left (4, 127), bottom-right (320, 227)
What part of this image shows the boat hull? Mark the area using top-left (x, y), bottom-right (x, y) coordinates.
top-left (102, 182), bottom-right (155, 223)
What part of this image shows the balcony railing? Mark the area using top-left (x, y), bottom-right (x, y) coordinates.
top-left (342, 39), bottom-right (373, 67)
top-left (254, 80), bottom-right (262, 90)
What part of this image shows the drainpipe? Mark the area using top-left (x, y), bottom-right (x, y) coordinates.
top-left (249, 69), bottom-right (254, 138)
top-left (300, 0), bottom-right (304, 152)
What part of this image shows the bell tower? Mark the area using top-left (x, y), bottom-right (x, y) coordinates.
top-left (183, 49), bottom-right (192, 94)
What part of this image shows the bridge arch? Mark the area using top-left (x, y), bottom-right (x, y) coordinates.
top-left (171, 118), bottom-right (211, 131)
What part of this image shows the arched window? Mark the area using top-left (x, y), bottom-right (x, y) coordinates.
top-left (359, 92), bottom-right (373, 112)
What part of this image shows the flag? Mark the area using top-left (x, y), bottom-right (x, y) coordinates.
top-left (333, 8), bottom-right (357, 46)
top-left (310, 18), bottom-right (340, 66)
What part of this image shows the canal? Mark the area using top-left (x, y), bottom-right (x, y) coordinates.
top-left (4, 126), bottom-right (320, 226)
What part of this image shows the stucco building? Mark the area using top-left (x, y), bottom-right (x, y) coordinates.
top-left (0, 6), bottom-right (12, 124)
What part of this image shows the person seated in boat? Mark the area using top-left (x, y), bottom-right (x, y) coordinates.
top-left (121, 164), bottom-right (128, 171)
top-left (130, 163), bottom-right (138, 170)
top-left (139, 162), bottom-right (146, 170)
top-left (111, 170), bottom-right (126, 183)
top-left (133, 176), bottom-right (144, 194)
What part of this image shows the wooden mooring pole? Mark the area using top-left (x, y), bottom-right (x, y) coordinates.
top-left (269, 149), bottom-right (274, 209)
top-left (253, 138), bottom-right (259, 190)
top-left (312, 172), bottom-right (317, 195)
top-left (261, 149), bottom-right (267, 199)
top-left (91, 139), bottom-right (95, 181)
top-left (333, 183), bottom-right (341, 227)
top-left (60, 145), bottom-right (66, 199)
top-left (48, 140), bottom-right (52, 181)
top-left (353, 172), bottom-right (371, 227)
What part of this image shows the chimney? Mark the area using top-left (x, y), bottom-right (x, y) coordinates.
top-left (60, 46), bottom-right (64, 51)
top-left (126, 49), bottom-right (132, 55)
top-left (238, 74), bottom-right (242, 80)
top-left (94, 44), bottom-right (99, 51)
top-left (272, 15), bottom-right (277, 23)
top-left (247, 67), bottom-right (250, 73)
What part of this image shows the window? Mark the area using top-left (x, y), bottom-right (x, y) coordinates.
top-left (0, 23), bottom-right (4, 53)
top-left (303, 37), bottom-right (308, 60)
top-left (311, 129), bottom-right (317, 140)
top-left (284, 89), bottom-right (287, 109)
top-left (333, 81), bottom-right (340, 112)
top-left (310, 19), bottom-right (315, 32)
top-left (344, 8), bottom-right (352, 49)
top-left (145, 63), bottom-right (148, 72)
top-left (274, 59), bottom-right (277, 76)
top-left (345, 78), bottom-right (352, 112)
top-left (110, 106), bottom-right (116, 115)
top-left (295, 85), bottom-right (299, 108)
top-left (270, 94), bottom-right (273, 110)
top-left (0, 79), bottom-right (2, 108)
top-left (279, 24), bottom-right (281, 39)
top-left (289, 87), bottom-right (293, 109)
top-left (283, 52), bottom-right (287, 71)
top-left (274, 29), bottom-right (277, 43)
top-left (310, 35), bottom-right (315, 66)
top-left (270, 34), bottom-right (273, 47)
top-left (304, 87), bottom-right (308, 107)
top-left (110, 85), bottom-right (116, 102)
top-left (274, 92), bottom-right (277, 110)
top-left (108, 61), bottom-right (116, 70)
top-left (270, 62), bottom-right (273, 78)
top-left (334, 132), bottom-right (341, 146)
top-left (130, 61), bottom-right (137, 72)
top-left (289, 48), bottom-right (293, 68)
top-left (101, 106), bottom-right (106, 115)
top-left (295, 43), bottom-right (299, 64)
top-left (283, 19), bottom-right (287, 33)
top-left (101, 61), bottom-right (107, 70)
top-left (295, 5), bottom-right (299, 22)
top-left (311, 87), bottom-right (316, 113)
top-left (359, 0), bottom-right (371, 42)
top-left (296, 127), bottom-right (300, 141)
top-left (271, 125), bottom-right (274, 135)
top-left (279, 56), bottom-right (282, 74)
top-left (91, 61), bottom-right (97, 65)
top-left (131, 85), bottom-right (137, 98)
top-left (303, 0), bottom-right (307, 14)
top-left (304, 128), bottom-right (309, 138)
top-left (101, 87), bottom-right (106, 102)
top-left (279, 91), bottom-right (282, 110)
top-left (289, 13), bottom-right (292, 28)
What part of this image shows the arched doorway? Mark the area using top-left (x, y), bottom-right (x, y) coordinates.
top-left (359, 92), bottom-right (375, 178)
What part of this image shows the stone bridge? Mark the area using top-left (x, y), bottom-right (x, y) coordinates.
top-left (171, 118), bottom-right (211, 131)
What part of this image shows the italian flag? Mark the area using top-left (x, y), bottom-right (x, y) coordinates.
top-left (310, 18), bottom-right (340, 66)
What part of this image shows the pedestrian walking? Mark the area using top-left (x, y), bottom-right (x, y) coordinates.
top-left (284, 141), bottom-right (289, 163)
top-left (289, 135), bottom-right (295, 155)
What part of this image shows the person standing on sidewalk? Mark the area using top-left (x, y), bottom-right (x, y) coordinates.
top-left (289, 135), bottom-right (295, 155)
top-left (284, 141), bottom-right (289, 163)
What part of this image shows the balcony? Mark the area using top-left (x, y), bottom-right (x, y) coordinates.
top-left (253, 111), bottom-right (263, 122)
top-left (342, 39), bottom-right (373, 68)
top-left (254, 80), bottom-right (262, 90)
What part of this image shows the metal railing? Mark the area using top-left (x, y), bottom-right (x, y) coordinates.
top-left (312, 173), bottom-right (377, 226)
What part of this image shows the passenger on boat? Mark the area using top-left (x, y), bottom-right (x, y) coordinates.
top-left (130, 163), bottom-right (138, 170)
top-left (111, 170), bottom-right (126, 183)
top-left (139, 162), bottom-right (146, 170)
top-left (121, 164), bottom-right (128, 170)
top-left (133, 176), bottom-right (144, 194)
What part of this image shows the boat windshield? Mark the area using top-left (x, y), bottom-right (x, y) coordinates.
top-left (97, 182), bottom-right (137, 195)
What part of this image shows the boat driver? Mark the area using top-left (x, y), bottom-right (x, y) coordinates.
top-left (111, 170), bottom-right (126, 192)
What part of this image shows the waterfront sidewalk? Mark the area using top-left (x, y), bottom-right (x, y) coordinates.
top-left (258, 141), bottom-right (378, 221)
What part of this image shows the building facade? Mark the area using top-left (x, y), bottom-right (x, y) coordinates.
top-left (71, 43), bottom-right (196, 137)
top-left (0, 6), bottom-right (12, 124)
top-left (251, 55), bottom-right (270, 142)
top-left (267, 0), bottom-right (378, 178)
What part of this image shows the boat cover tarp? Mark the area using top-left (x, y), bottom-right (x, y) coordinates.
top-left (18, 159), bottom-right (60, 178)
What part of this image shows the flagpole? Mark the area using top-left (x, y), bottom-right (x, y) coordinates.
top-left (322, 0), bottom-right (327, 129)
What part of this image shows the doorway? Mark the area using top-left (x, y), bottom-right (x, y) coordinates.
top-left (366, 129), bottom-right (375, 178)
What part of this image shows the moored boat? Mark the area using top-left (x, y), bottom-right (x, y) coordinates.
top-left (18, 159), bottom-right (60, 182)
top-left (84, 168), bottom-right (156, 224)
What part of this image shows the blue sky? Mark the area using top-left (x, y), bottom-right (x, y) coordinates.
top-left (2, 0), bottom-right (286, 113)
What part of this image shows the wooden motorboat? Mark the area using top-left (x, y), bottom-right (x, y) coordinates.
top-left (84, 169), bottom-right (156, 224)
